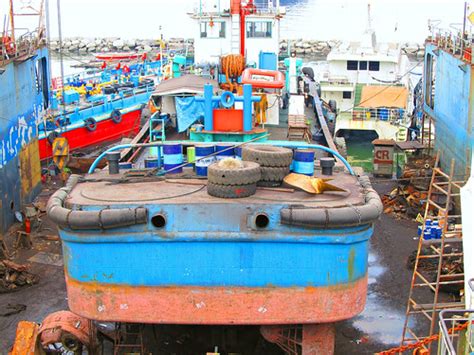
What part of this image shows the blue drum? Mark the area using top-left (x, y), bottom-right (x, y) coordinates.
top-left (163, 143), bottom-right (183, 174)
top-left (119, 162), bottom-right (133, 170)
top-left (293, 149), bottom-right (315, 176)
top-left (144, 157), bottom-right (159, 168)
top-left (215, 144), bottom-right (235, 161)
top-left (195, 145), bottom-right (215, 176)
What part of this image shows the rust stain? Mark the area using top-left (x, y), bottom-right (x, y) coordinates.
top-left (64, 275), bottom-right (368, 325)
top-left (19, 140), bottom-right (41, 199)
top-left (348, 248), bottom-right (355, 282)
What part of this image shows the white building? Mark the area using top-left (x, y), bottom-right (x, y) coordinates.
top-left (189, 0), bottom-right (284, 67)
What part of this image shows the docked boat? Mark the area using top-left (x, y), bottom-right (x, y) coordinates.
top-left (0, 2), bottom-right (49, 233)
top-left (304, 4), bottom-right (414, 141)
top-left (94, 51), bottom-right (141, 61)
top-left (34, 2), bottom-right (382, 353)
top-left (38, 52), bottom-right (190, 161)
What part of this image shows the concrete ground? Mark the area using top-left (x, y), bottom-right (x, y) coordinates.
top-left (0, 177), bottom-right (421, 354)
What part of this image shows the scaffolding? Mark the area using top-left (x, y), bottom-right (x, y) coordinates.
top-left (401, 155), bottom-right (465, 352)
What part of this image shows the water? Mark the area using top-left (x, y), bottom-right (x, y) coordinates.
top-left (345, 132), bottom-right (378, 173)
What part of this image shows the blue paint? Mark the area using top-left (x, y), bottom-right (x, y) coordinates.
top-left (0, 47), bottom-right (49, 232)
top-left (215, 144), bottom-right (235, 160)
top-left (145, 157), bottom-right (159, 168)
top-left (195, 84), bottom-right (261, 131)
top-left (293, 149), bottom-right (315, 176)
top-left (423, 44), bottom-right (473, 176)
top-left (163, 143), bottom-right (183, 174)
top-left (63, 238), bottom-right (368, 287)
top-left (195, 144), bottom-right (215, 176)
top-left (119, 162), bottom-right (133, 170)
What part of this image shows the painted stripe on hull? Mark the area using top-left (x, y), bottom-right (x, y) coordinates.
top-left (66, 275), bottom-right (368, 325)
top-left (63, 239), bottom-right (368, 287)
top-left (39, 109), bottom-right (142, 160)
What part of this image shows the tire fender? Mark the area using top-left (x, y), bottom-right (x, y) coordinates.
top-left (84, 117), bottom-right (97, 132)
top-left (111, 109), bottom-right (122, 124)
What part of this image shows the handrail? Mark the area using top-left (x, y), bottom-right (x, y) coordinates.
top-left (88, 140), bottom-right (355, 175)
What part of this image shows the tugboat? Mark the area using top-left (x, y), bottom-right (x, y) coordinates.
top-left (9, 1), bottom-right (382, 353)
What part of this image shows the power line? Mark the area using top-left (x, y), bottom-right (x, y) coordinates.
top-left (338, 59), bottom-right (423, 115)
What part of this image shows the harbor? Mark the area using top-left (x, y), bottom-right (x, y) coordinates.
top-left (1, 0), bottom-right (473, 354)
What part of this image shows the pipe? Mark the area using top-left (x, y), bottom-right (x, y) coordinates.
top-left (88, 140), bottom-right (356, 175)
top-left (280, 175), bottom-right (382, 228)
top-left (47, 175), bottom-right (148, 230)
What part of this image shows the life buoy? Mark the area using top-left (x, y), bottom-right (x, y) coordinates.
top-left (241, 68), bottom-right (285, 89)
top-left (220, 91), bottom-right (235, 108)
top-left (111, 109), bottom-right (122, 124)
top-left (84, 117), bottom-right (97, 132)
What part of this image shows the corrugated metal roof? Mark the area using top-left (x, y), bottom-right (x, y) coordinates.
top-left (151, 75), bottom-right (219, 96)
top-left (358, 85), bottom-right (408, 109)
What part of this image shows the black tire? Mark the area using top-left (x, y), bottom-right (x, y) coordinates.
top-left (84, 117), bottom-right (97, 132)
top-left (207, 183), bottom-right (257, 199)
top-left (242, 145), bottom-right (293, 167)
top-left (47, 131), bottom-right (60, 144)
top-left (102, 86), bottom-right (116, 95)
top-left (208, 161), bottom-right (261, 186)
top-left (111, 109), bottom-right (122, 124)
top-left (260, 166), bottom-right (290, 182)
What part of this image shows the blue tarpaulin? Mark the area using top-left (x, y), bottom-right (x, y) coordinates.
top-left (175, 97), bottom-right (217, 132)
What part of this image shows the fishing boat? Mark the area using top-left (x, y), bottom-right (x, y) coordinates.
top-left (94, 51), bottom-right (141, 61)
top-left (0, 1), bottom-right (49, 233)
top-left (304, 4), bottom-right (414, 142)
top-left (29, 2), bottom-right (382, 354)
top-left (38, 51), bottom-right (190, 161)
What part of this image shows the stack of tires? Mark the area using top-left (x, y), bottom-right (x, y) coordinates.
top-left (207, 160), bottom-right (261, 198)
top-left (242, 145), bottom-right (293, 187)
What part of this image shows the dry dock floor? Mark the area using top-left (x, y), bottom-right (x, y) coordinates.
top-left (0, 176), bottom-right (426, 354)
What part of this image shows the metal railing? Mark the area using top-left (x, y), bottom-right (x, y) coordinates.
top-left (426, 28), bottom-right (473, 63)
top-left (1, 28), bottom-right (45, 64)
top-left (438, 279), bottom-right (474, 355)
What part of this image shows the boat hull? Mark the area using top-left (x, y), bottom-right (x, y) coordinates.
top-left (39, 108), bottom-right (142, 160)
top-left (60, 219), bottom-right (372, 324)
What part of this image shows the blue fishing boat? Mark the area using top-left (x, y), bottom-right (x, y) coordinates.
top-left (0, 2), bottom-right (49, 233)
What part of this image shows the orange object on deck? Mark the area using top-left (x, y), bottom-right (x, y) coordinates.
top-left (9, 321), bottom-right (40, 355)
top-left (241, 68), bottom-right (285, 89)
top-left (213, 109), bottom-right (244, 132)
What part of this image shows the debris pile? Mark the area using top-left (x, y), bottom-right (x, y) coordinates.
top-left (381, 156), bottom-right (435, 218)
top-left (0, 260), bottom-right (39, 293)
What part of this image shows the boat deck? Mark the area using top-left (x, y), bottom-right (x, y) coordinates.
top-left (68, 168), bottom-right (363, 208)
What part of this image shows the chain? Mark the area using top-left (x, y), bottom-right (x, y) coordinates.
top-left (377, 322), bottom-right (469, 355)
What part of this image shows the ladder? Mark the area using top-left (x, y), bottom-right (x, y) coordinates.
top-left (231, 14), bottom-right (241, 54)
top-left (401, 155), bottom-right (465, 351)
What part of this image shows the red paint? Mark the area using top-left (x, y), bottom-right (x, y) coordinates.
top-left (213, 109), bottom-right (243, 132)
top-left (241, 68), bottom-right (285, 89)
top-left (94, 52), bottom-right (140, 61)
top-left (39, 108), bottom-right (142, 160)
top-left (65, 275), bottom-right (368, 325)
top-left (240, 1), bottom-right (255, 57)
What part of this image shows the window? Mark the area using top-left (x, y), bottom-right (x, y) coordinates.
top-left (200, 21), bottom-right (226, 38)
top-left (425, 53), bottom-right (436, 109)
top-left (246, 21), bottom-right (272, 38)
top-left (343, 91), bottom-right (352, 99)
top-left (347, 60), bottom-right (358, 71)
top-left (369, 61), bottom-right (380, 71)
top-left (359, 61), bottom-right (367, 70)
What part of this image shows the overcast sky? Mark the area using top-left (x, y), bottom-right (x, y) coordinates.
top-left (1, 0), bottom-right (472, 42)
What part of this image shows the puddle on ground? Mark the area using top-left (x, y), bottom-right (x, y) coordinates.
top-left (351, 253), bottom-right (408, 345)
